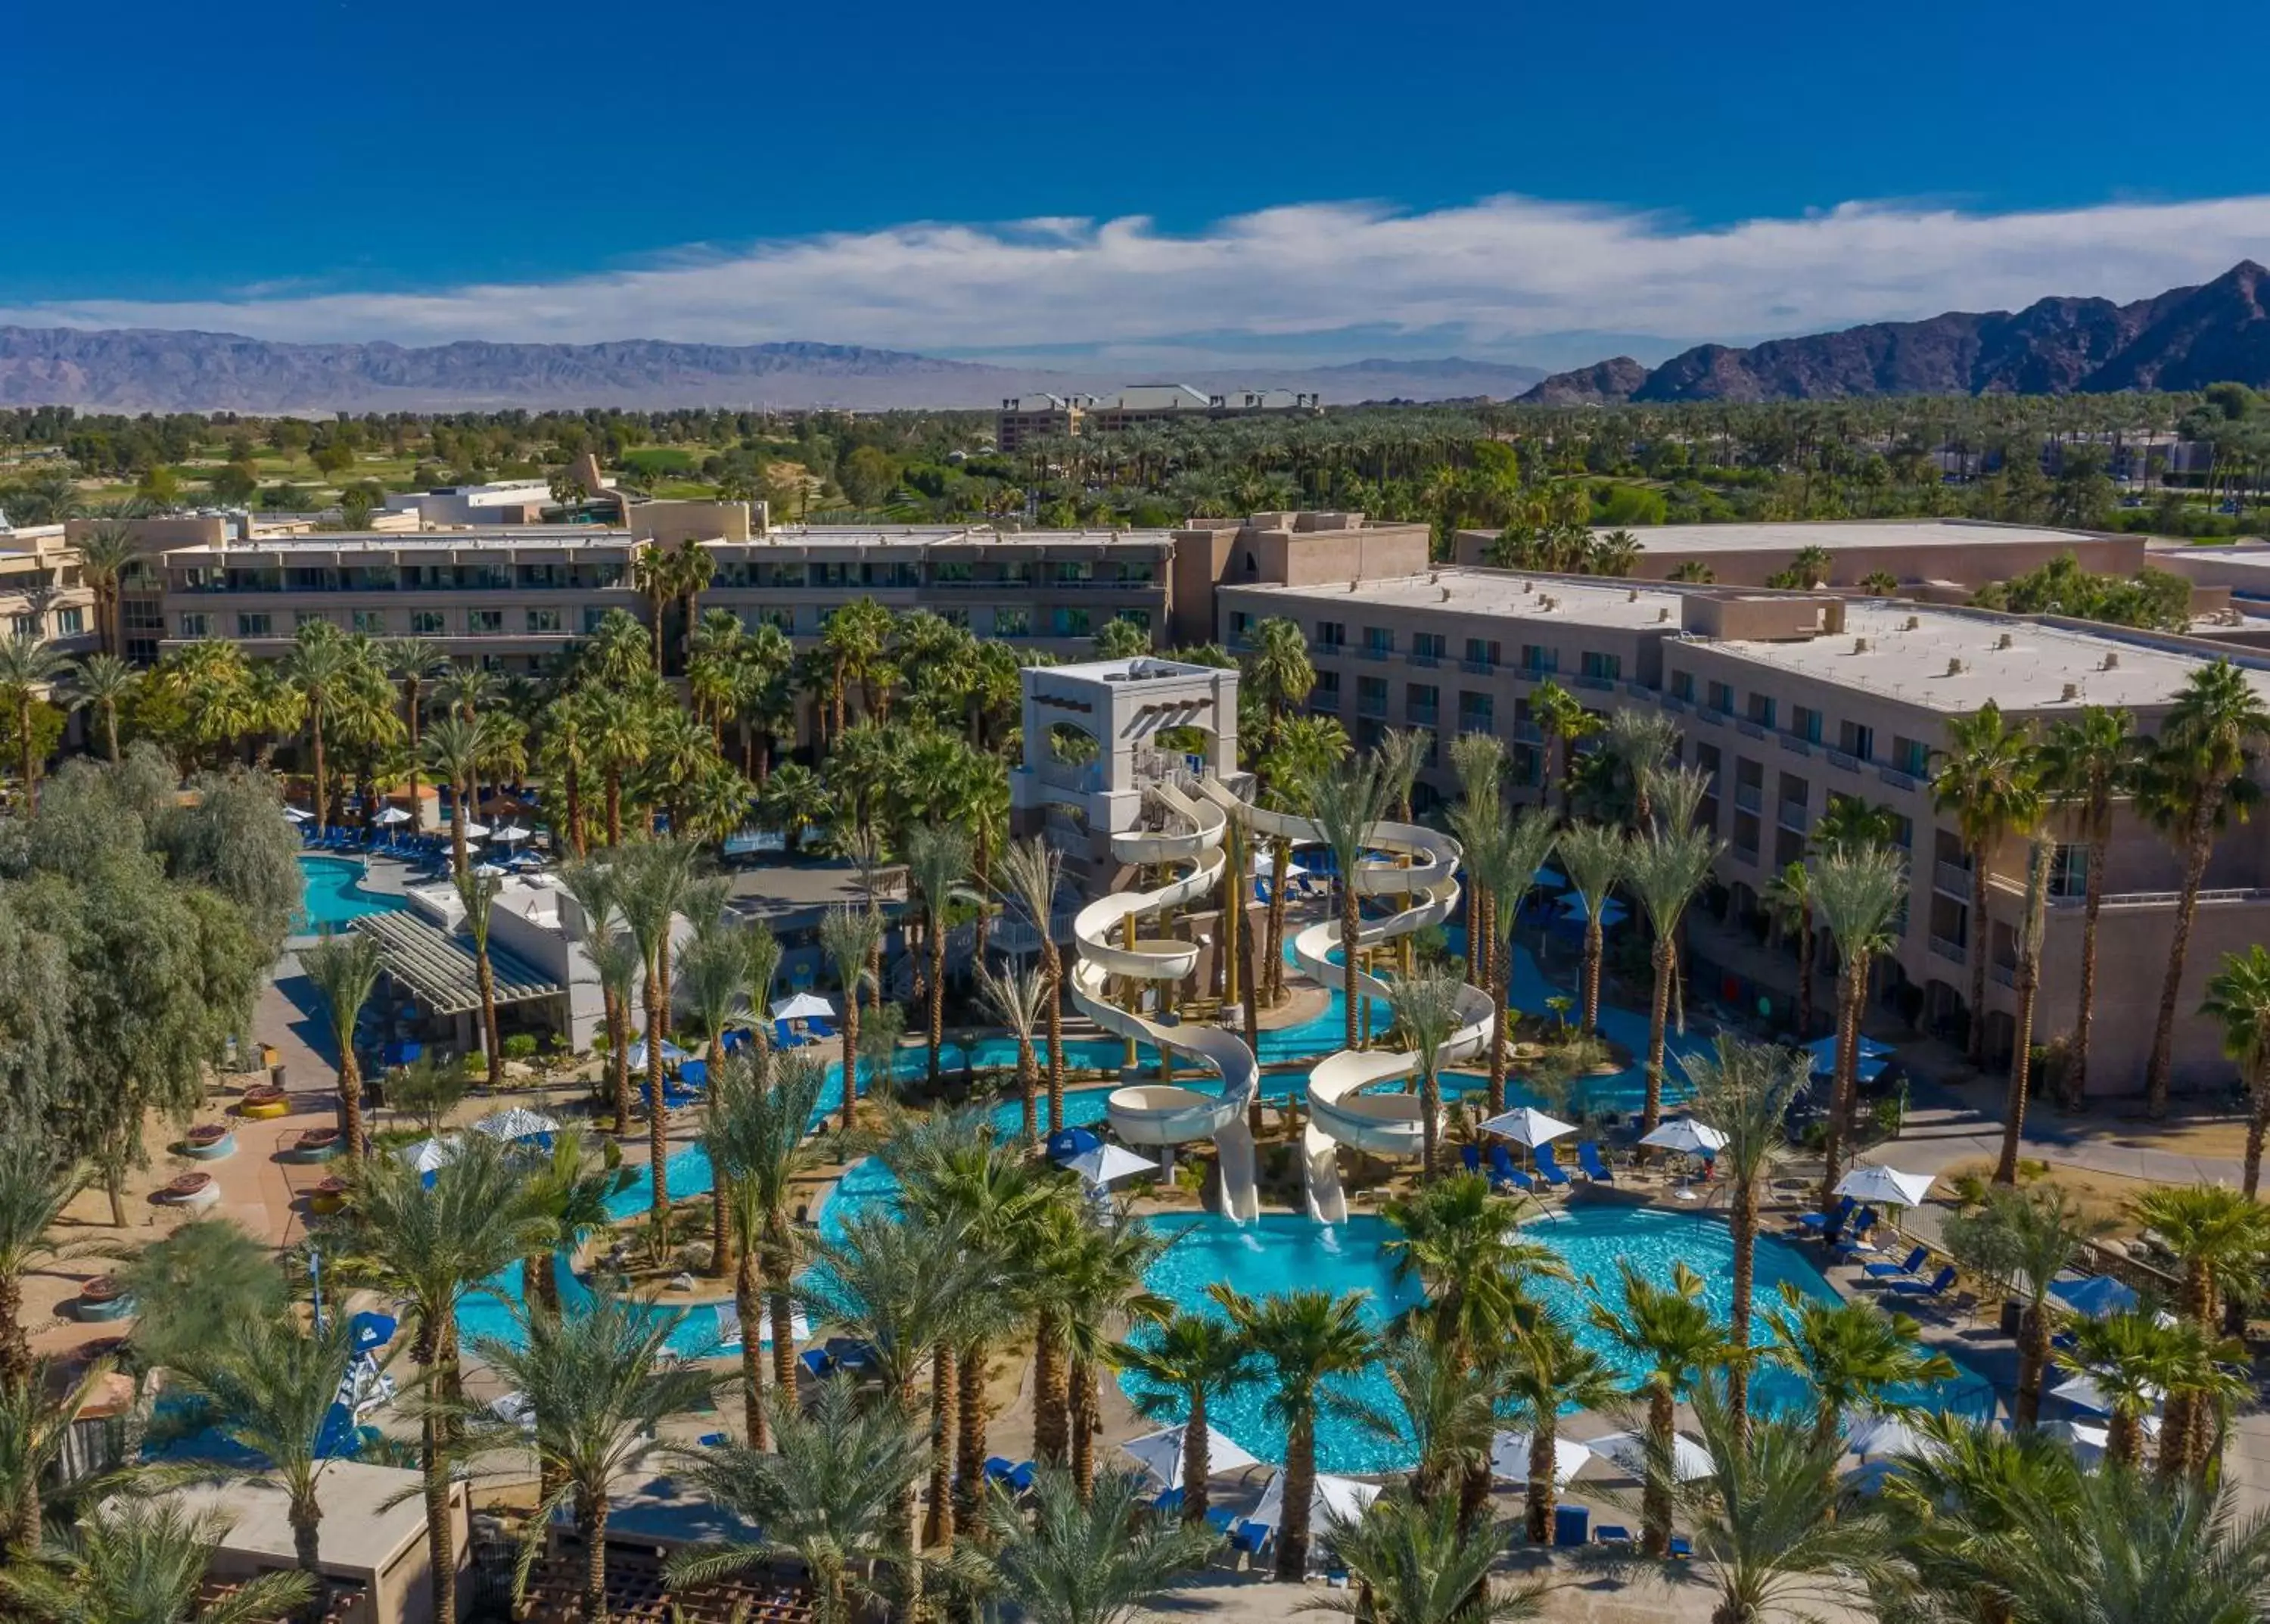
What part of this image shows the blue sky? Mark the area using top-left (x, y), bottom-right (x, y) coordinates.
top-left (11, 0), bottom-right (2270, 365)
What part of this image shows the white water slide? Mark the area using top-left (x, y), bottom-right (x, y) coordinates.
top-left (1075, 782), bottom-right (1261, 1221)
top-left (1196, 780), bottom-right (1494, 1223)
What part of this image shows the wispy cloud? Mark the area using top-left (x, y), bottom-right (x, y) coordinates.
top-left (8, 193), bottom-right (2268, 362)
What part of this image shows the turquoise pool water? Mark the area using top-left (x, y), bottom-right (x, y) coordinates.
top-left (1122, 1206), bottom-right (1996, 1475)
top-left (295, 855), bottom-right (408, 934)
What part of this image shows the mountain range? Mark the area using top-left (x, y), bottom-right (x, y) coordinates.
top-left (1519, 260), bottom-right (2270, 405)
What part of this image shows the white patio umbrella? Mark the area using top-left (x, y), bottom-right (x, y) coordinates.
top-left (472, 1107), bottom-right (559, 1142)
top-left (1479, 1106), bottom-right (1576, 1148)
top-left (1489, 1430), bottom-right (1594, 1488)
top-left (2045, 1414), bottom-right (2161, 1466)
top-left (1843, 1410), bottom-right (1945, 1461)
top-left (487, 1392), bottom-right (536, 1431)
top-left (373, 806), bottom-right (412, 826)
top-left (493, 823), bottom-right (533, 845)
top-left (1639, 1117), bottom-right (1729, 1156)
top-left (1119, 1424), bottom-right (1264, 1491)
top-left (770, 992), bottom-right (837, 1022)
top-left (398, 1136), bottom-right (459, 1174)
top-left (471, 863), bottom-right (508, 879)
top-left (627, 1038), bottom-right (693, 1069)
top-left (1248, 1470), bottom-right (1380, 1532)
top-left (1582, 1430), bottom-right (1715, 1483)
top-left (458, 820), bottom-right (491, 840)
top-left (2049, 1370), bottom-right (2163, 1416)
top-left (1067, 1143), bottom-right (1156, 1187)
top-left (284, 805), bottom-right (313, 823)
top-left (1834, 1165), bottom-right (1936, 1209)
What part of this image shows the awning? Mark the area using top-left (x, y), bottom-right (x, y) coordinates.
top-left (350, 912), bottom-right (561, 1016)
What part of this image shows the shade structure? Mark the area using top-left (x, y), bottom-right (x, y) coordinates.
top-left (487, 1392), bottom-right (536, 1431)
top-left (493, 823), bottom-right (533, 843)
top-left (1805, 1033), bottom-right (1894, 1080)
top-left (1119, 1424), bottom-right (1264, 1490)
top-left (1834, 1164), bottom-right (1936, 1208)
top-left (2049, 1370), bottom-right (2163, 1416)
top-left (1479, 1106), bottom-right (1577, 1148)
top-left (1843, 1410), bottom-right (1943, 1460)
top-left (398, 1136), bottom-right (459, 1174)
top-left (627, 1038), bottom-right (692, 1069)
top-left (2045, 1414), bottom-right (2160, 1466)
top-left (347, 1311), bottom-right (397, 1352)
top-left (457, 820), bottom-right (491, 839)
top-left (472, 1107), bottom-right (558, 1143)
top-left (1067, 1142), bottom-right (1155, 1187)
top-left (770, 992), bottom-right (836, 1022)
top-left (471, 863), bottom-right (508, 879)
top-left (1583, 1430), bottom-right (1715, 1483)
top-left (1532, 865), bottom-right (1566, 891)
top-left (284, 805), bottom-right (312, 822)
top-left (1489, 1430), bottom-right (1594, 1488)
top-left (1046, 1125), bottom-right (1102, 1165)
top-left (1557, 894), bottom-right (1629, 929)
top-left (1639, 1117), bottom-right (1729, 1156)
top-left (1249, 1470), bottom-right (1380, 1532)
top-left (373, 806), bottom-right (412, 826)
top-left (2048, 1274), bottom-right (2138, 1319)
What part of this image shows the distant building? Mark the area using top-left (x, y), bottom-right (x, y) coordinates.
top-left (997, 394), bottom-right (1088, 453)
top-left (383, 479), bottom-right (557, 527)
top-left (997, 383), bottom-right (1320, 454)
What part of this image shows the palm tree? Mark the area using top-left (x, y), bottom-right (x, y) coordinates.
top-left (2001, 829), bottom-right (2057, 1184)
top-left (70, 654), bottom-right (136, 763)
top-left (0, 1500), bottom-right (315, 1624)
top-left (582, 687), bottom-right (652, 848)
top-left (2129, 1184), bottom-right (2270, 1476)
top-left (382, 637), bottom-right (447, 829)
top-left (70, 521), bottom-right (138, 660)
top-left (1685, 1038), bottom-right (1805, 1437)
top-left (0, 1357), bottom-right (113, 1563)
top-left (676, 916), bottom-right (751, 1273)
top-left (298, 935), bottom-right (385, 1162)
top-left (1311, 1490), bottom-right (1544, 1624)
top-left (515, 1132), bottom-right (628, 1320)
top-left (418, 711), bottom-right (484, 876)
top-left (1601, 708), bottom-right (1681, 829)
top-left (160, 1312), bottom-right (363, 1617)
top-left (706, 1051), bottom-right (829, 1441)
top-left (615, 838), bottom-right (702, 1223)
top-left (334, 1135), bottom-right (549, 1624)
top-left (453, 870), bottom-right (505, 1091)
top-left (1448, 733), bottom-right (1508, 992)
top-left (1049, 1213), bottom-right (1167, 1501)
top-left (0, 635), bottom-right (67, 812)
top-left (1500, 1311), bottom-right (1620, 1545)
top-left (981, 1467), bottom-right (1220, 1624)
top-left (1808, 846), bottom-right (1906, 1212)
top-left (2038, 705), bottom-right (2140, 1106)
top-left (976, 957), bottom-right (1050, 1143)
top-left (2203, 944), bottom-right (2270, 1196)
top-left (1261, 715), bottom-right (1349, 1005)
top-left (997, 838), bottom-right (1068, 1132)
top-left (1588, 1261), bottom-right (1730, 1555)
top-left (2138, 664), bottom-right (2270, 1115)
top-left (1942, 1183), bottom-right (2113, 1427)
top-left (818, 904), bottom-right (882, 1137)
top-left (1556, 821), bottom-right (1625, 1035)
top-left (281, 624), bottom-right (358, 836)
top-left (1762, 1285), bottom-right (1955, 1452)
top-left (903, 823), bottom-right (973, 1086)
top-left (1528, 678), bottom-right (1600, 818)
top-left (462, 1292), bottom-right (717, 1624)
top-left (1112, 1314), bottom-right (1255, 1528)
top-left (1468, 807), bottom-right (1558, 1115)
top-left (1382, 1172), bottom-right (1566, 1361)
top-left (1244, 617), bottom-right (1316, 751)
top-left (1302, 759), bottom-right (1395, 1053)
top-left (1762, 860), bottom-right (1817, 1043)
top-left (1209, 1286), bottom-right (1376, 1579)
top-left (1625, 823), bottom-right (1721, 1136)
top-left (0, 1143), bottom-right (81, 1397)
top-left (1931, 700), bottom-right (2041, 1066)
top-left (1385, 972), bottom-right (1466, 1182)
top-left (667, 1381), bottom-right (924, 1624)
top-left (2062, 1311), bottom-right (2231, 1470)
top-left (1350, 1327), bottom-right (1499, 1517)
top-left (560, 862), bottom-right (638, 1133)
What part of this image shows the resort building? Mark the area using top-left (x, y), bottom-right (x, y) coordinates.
top-left (0, 520), bottom-right (96, 650)
top-left (996, 384), bottom-right (1321, 453)
top-left (1214, 565), bottom-right (2270, 1098)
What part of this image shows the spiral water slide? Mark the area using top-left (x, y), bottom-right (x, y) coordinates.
top-left (1196, 780), bottom-right (1494, 1223)
top-left (1074, 781), bottom-right (1261, 1221)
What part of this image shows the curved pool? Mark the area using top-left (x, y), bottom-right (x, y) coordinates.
top-left (296, 855), bottom-right (407, 934)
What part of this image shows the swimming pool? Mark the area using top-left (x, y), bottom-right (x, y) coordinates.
top-left (295, 855), bottom-right (408, 934)
top-left (1121, 1206), bottom-right (1996, 1475)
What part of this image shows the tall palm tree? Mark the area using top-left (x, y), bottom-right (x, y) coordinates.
top-left (0, 1501), bottom-right (315, 1624)
top-left (977, 957), bottom-right (1050, 1144)
top-left (582, 687), bottom-right (652, 848)
top-left (1808, 845), bottom-right (1907, 1212)
top-left (1501, 1310), bottom-right (1621, 1545)
top-left (2129, 1184), bottom-right (2270, 1476)
top-left (903, 823), bottom-right (973, 1086)
top-left (298, 934), bottom-right (386, 1161)
top-left (1588, 1261), bottom-right (1730, 1555)
top-left (418, 711), bottom-right (483, 877)
top-left (453, 869), bottom-right (505, 1091)
top-left (818, 903), bottom-right (882, 1137)
top-left (382, 636), bottom-right (447, 831)
top-left (1208, 1286), bottom-right (1376, 1580)
top-left (334, 1135), bottom-right (549, 1624)
top-left (0, 1143), bottom-right (79, 1397)
top-left (1112, 1314), bottom-right (1255, 1528)
top-left (667, 1381), bottom-right (924, 1624)
top-left (615, 838), bottom-right (701, 1224)
top-left (70, 654), bottom-right (136, 763)
top-left (1468, 808), bottom-right (1558, 1115)
top-left (160, 1312), bottom-right (363, 1619)
top-left (2062, 1311), bottom-right (2235, 1470)
top-left (1528, 678), bottom-right (1600, 818)
top-left (1625, 823), bottom-right (1721, 1136)
top-left (1052, 1213), bottom-right (1168, 1501)
top-left (676, 916), bottom-right (751, 1273)
top-left (2038, 705), bottom-right (2141, 1106)
top-left (70, 521), bottom-right (138, 660)
top-left (1313, 1491), bottom-right (1544, 1624)
top-left (1375, 725), bottom-right (1430, 824)
top-left (1685, 1038), bottom-right (1805, 1437)
top-left (1930, 700), bottom-right (2041, 1066)
top-left (1348, 1327), bottom-right (1499, 1517)
top-left (1448, 733), bottom-right (1508, 996)
top-left (281, 625), bottom-right (358, 836)
top-left (1942, 1183), bottom-right (2114, 1427)
top-left (1260, 715), bottom-right (1350, 1005)
top-left (1600, 708), bottom-right (1681, 829)
top-left (515, 1132), bottom-right (629, 1320)
top-left (0, 635), bottom-right (68, 812)
top-left (1382, 1172), bottom-right (1566, 1361)
top-left (1303, 759), bottom-right (1395, 1053)
top-left (1762, 860), bottom-right (1817, 1042)
top-left (2001, 829), bottom-right (2057, 1184)
top-left (705, 1052), bottom-right (829, 1442)
top-left (2139, 667), bottom-right (2270, 1121)
top-left (0, 1357), bottom-right (113, 1563)
top-left (559, 862), bottom-right (636, 1133)
top-left (980, 1467), bottom-right (1221, 1624)
top-left (462, 1292), bottom-right (718, 1624)
top-left (2203, 944), bottom-right (2270, 1196)
top-left (1385, 972), bottom-right (1466, 1182)
top-left (1556, 821), bottom-right (1625, 1035)
top-left (997, 838), bottom-right (1067, 1132)
top-left (1762, 1285), bottom-right (1955, 1452)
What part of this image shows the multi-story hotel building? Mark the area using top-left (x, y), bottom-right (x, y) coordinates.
top-left (997, 384), bottom-right (1322, 453)
top-left (1216, 565), bottom-right (2270, 1098)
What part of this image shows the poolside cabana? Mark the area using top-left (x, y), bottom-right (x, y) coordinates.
top-left (350, 912), bottom-right (565, 1059)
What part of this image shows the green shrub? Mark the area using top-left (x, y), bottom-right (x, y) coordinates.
top-left (501, 1033), bottom-right (539, 1060)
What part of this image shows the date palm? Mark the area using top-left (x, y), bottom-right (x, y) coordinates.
top-left (559, 862), bottom-right (636, 1132)
top-left (1602, 707), bottom-right (1681, 829)
top-left (1762, 1285), bottom-right (1955, 1454)
top-left (615, 838), bottom-right (702, 1224)
top-left (0, 1357), bottom-right (113, 1564)
top-left (2128, 1184), bottom-right (2270, 1476)
top-left (1556, 821), bottom-right (1625, 1035)
top-left (381, 637), bottom-right (447, 828)
top-left (1808, 845), bottom-right (1906, 1212)
top-left (281, 624), bottom-right (359, 835)
top-left (1261, 715), bottom-right (1350, 1004)
top-left (1112, 1314), bottom-right (1255, 1527)
top-left (299, 934), bottom-right (386, 1161)
top-left (453, 869), bottom-right (505, 1090)
top-left (0, 635), bottom-right (68, 813)
top-left (1310, 1490), bottom-right (1544, 1624)
top-left (0, 1500), bottom-right (315, 1624)
top-left (418, 711), bottom-right (483, 876)
top-left (817, 903), bottom-right (882, 1137)
top-left (1930, 700), bottom-right (2041, 1066)
top-left (1529, 677), bottom-right (1600, 818)
top-left (1303, 758), bottom-right (1395, 1053)
top-left (977, 956), bottom-right (1050, 1144)
top-left (1448, 733), bottom-right (1507, 991)
top-left (1466, 807), bottom-right (1558, 1115)
top-left (1589, 1261), bottom-right (1730, 1555)
top-left (70, 521), bottom-right (138, 659)
top-left (2038, 705), bottom-right (2140, 1106)
top-left (1625, 823), bottom-right (1722, 1136)
top-left (997, 838), bottom-right (1067, 1132)
top-left (2001, 830), bottom-right (2057, 1184)
top-left (2062, 1311), bottom-right (2235, 1470)
top-left (1941, 1183), bottom-right (2113, 1428)
top-left (1382, 1172), bottom-right (1567, 1362)
top-left (0, 1145), bottom-right (82, 1398)
top-left (903, 823), bottom-right (973, 1086)
top-left (1053, 1212), bottom-right (1168, 1501)
top-left (1500, 1310), bottom-right (1620, 1545)
top-left (1761, 860), bottom-right (1816, 1042)
top-left (70, 654), bottom-right (136, 762)
top-left (1345, 1327), bottom-right (1498, 1515)
top-left (2202, 944), bottom-right (2270, 1197)
top-left (981, 1467), bottom-right (1221, 1624)
top-left (1208, 1286), bottom-right (1376, 1580)
top-left (676, 916), bottom-right (751, 1273)
top-left (1386, 972), bottom-right (1466, 1181)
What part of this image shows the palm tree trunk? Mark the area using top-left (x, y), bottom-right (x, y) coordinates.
top-left (605, 770), bottom-right (623, 849)
top-left (2106, 1408), bottom-right (2141, 1468)
top-left (102, 704), bottom-right (120, 763)
top-left (2067, 831), bottom-right (2106, 1106)
top-left (897, 1444), bottom-right (924, 1620)
top-left (767, 1213), bottom-right (800, 1404)
top-left (1182, 1392), bottom-right (1211, 1526)
top-left (1642, 1389), bottom-right (1674, 1557)
top-left (955, 1339), bottom-right (990, 1530)
top-left (2245, 1062), bottom-right (2268, 1199)
top-left (577, 1492), bottom-right (609, 1624)
top-left (1265, 838), bottom-right (1291, 1003)
top-left (2147, 816), bottom-right (2216, 1116)
top-left (1582, 920), bottom-right (1603, 1034)
top-left (1016, 1038), bottom-right (1037, 1145)
top-left (1967, 857), bottom-right (1990, 1063)
top-left (839, 993), bottom-right (860, 1135)
top-left (564, 759), bottom-right (586, 859)
top-left (19, 696), bottom-right (37, 814)
top-left (289, 1498), bottom-right (324, 1624)
top-left (1275, 1416), bottom-right (1315, 1581)
top-left (1728, 1180), bottom-right (1758, 1439)
top-left (476, 945), bottom-right (502, 1090)
top-left (1032, 1311), bottom-right (1068, 1466)
top-left (1042, 946), bottom-right (1065, 1135)
top-left (1342, 878), bottom-right (1362, 1052)
top-left (1643, 938), bottom-right (1673, 1135)
top-left (1488, 939), bottom-right (1512, 1117)
top-left (1818, 965), bottom-right (1863, 1215)
top-left (926, 918), bottom-right (947, 1087)
top-left (1525, 1406), bottom-right (1558, 1543)
top-left (1995, 963), bottom-right (2041, 1185)
top-left (310, 707), bottom-right (328, 838)
top-left (1420, 1066), bottom-right (1442, 1182)
top-left (418, 1330), bottom-right (457, 1624)
top-left (2014, 1303), bottom-right (2048, 1429)
top-left (645, 972), bottom-right (670, 1230)
top-left (925, 1343), bottom-right (956, 1546)
top-left (0, 1273), bottom-right (30, 1398)
top-left (338, 1049), bottom-right (365, 1161)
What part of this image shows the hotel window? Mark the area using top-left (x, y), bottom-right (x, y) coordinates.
top-left (1364, 626), bottom-right (1394, 656)
top-left (526, 608), bottom-right (562, 633)
top-left (1228, 611), bottom-right (1252, 639)
top-left (411, 611), bottom-right (447, 636)
top-left (1457, 690), bottom-right (1494, 733)
top-left (1519, 643), bottom-right (1556, 675)
top-left (295, 611), bottom-right (330, 629)
top-left (1050, 607), bottom-right (1090, 637)
top-left (1746, 692), bottom-right (1777, 729)
top-left (1406, 683), bottom-right (1439, 723)
top-left (1670, 670), bottom-right (1695, 702)
top-left (352, 610), bottom-right (387, 634)
top-left (179, 612), bottom-right (210, 639)
top-left (583, 608), bottom-right (611, 634)
top-left (1412, 631), bottom-right (1445, 662)
top-left (236, 613), bottom-right (272, 637)
top-left (994, 607), bottom-right (1031, 637)
top-left (1314, 669), bottom-right (1341, 706)
top-left (468, 609), bottom-right (504, 634)
top-left (1466, 637), bottom-right (1500, 669)
top-left (1357, 676), bottom-right (1388, 717)
top-left (10, 614), bottom-right (37, 639)
top-left (1839, 720), bottom-right (1875, 761)
top-left (1706, 680), bottom-right (1734, 714)
top-left (935, 607), bottom-right (969, 629)
top-left (1893, 735), bottom-right (1930, 776)
top-left (1314, 621), bottom-right (1345, 649)
top-left (1580, 650), bottom-right (1621, 682)
top-left (1113, 608), bottom-right (1151, 633)
top-left (54, 607), bottom-right (83, 636)
top-left (1793, 705), bottom-right (1823, 743)
top-left (1054, 560), bottom-right (1093, 584)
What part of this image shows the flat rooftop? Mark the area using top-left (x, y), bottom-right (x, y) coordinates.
top-left (1588, 518), bottom-right (2112, 555)
top-left (1232, 571), bottom-right (1688, 630)
top-left (151, 1461), bottom-right (429, 1571)
top-left (169, 524), bottom-right (1178, 557)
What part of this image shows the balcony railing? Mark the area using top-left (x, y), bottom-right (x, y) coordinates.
top-left (1930, 935), bottom-right (1967, 964)
top-left (1990, 963), bottom-right (2018, 989)
top-left (1934, 860), bottom-right (1974, 898)
top-left (2070, 885), bottom-right (2270, 911)
top-left (1736, 718), bottom-right (1768, 740)
top-left (1662, 695), bottom-right (1689, 713)
top-left (1826, 748), bottom-right (1861, 772)
top-left (1460, 658), bottom-right (1497, 675)
top-left (1358, 646), bottom-right (1392, 662)
top-left (1778, 801), bottom-right (1811, 833)
top-left (1035, 758), bottom-right (1101, 795)
top-left (1311, 641), bottom-right (1345, 658)
top-left (1407, 707), bottom-right (1440, 728)
top-left (1733, 782), bottom-right (1763, 814)
top-left (1407, 652), bottom-right (1440, 668)
top-left (1572, 674), bottom-right (1615, 692)
top-left (1780, 733), bottom-right (1812, 756)
top-left (1879, 766), bottom-right (1922, 792)
top-left (1696, 708), bottom-right (1727, 726)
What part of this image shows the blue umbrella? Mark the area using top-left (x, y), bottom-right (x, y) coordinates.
top-left (2049, 1275), bottom-right (2138, 1319)
top-left (1532, 866), bottom-right (1567, 891)
top-left (348, 1311), bottom-right (396, 1352)
top-left (677, 1059), bottom-right (710, 1089)
top-left (1804, 1034), bottom-right (1894, 1079)
top-left (1046, 1126), bottom-right (1102, 1165)
top-left (1555, 895), bottom-right (1628, 929)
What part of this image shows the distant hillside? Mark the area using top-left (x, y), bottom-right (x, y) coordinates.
top-left (1519, 260), bottom-right (2270, 404)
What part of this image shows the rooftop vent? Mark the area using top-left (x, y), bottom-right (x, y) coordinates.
top-left (1854, 637), bottom-right (1871, 654)
top-left (2101, 652), bottom-right (2120, 670)
top-left (1520, 580), bottom-right (1534, 593)
top-left (1440, 587), bottom-right (1452, 602)
top-left (1348, 578), bottom-right (1360, 592)
top-left (1627, 589), bottom-right (1639, 602)
top-left (1658, 607), bottom-right (1672, 623)
top-left (2062, 682), bottom-right (2081, 701)
top-left (1995, 633), bottom-right (2014, 650)
top-left (1946, 658), bottom-right (1967, 676)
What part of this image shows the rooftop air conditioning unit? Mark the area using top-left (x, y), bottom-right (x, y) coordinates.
top-left (1854, 637), bottom-right (1870, 654)
top-left (1658, 608), bottom-right (1672, 622)
top-left (2101, 652), bottom-right (2120, 670)
top-left (1627, 589), bottom-right (1639, 602)
top-left (2062, 683), bottom-right (2081, 701)
top-left (1995, 633), bottom-right (2014, 649)
top-left (1946, 658), bottom-right (1967, 676)
top-left (1904, 615), bottom-right (1920, 631)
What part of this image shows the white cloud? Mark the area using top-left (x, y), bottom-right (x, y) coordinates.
top-left (8, 192), bottom-right (2268, 360)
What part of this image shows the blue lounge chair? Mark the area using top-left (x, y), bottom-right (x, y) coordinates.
top-left (1552, 1504), bottom-right (1591, 1548)
top-left (983, 1456), bottom-right (1016, 1482)
top-left (698, 1432), bottom-right (729, 1448)
top-left (1800, 1196), bottom-right (1855, 1235)
top-left (798, 1349), bottom-right (832, 1381)
top-left (1534, 1143), bottom-right (1572, 1188)
top-left (1668, 1535), bottom-right (1693, 1559)
top-left (807, 1017), bottom-right (838, 1041)
top-left (1460, 1143), bottom-right (1482, 1175)
top-left (1864, 1245), bottom-right (1930, 1281)
top-left (1204, 1507), bottom-right (1236, 1534)
top-left (1594, 1524), bottom-right (1635, 1546)
top-left (1578, 1141), bottom-right (1616, 1183)
top-left (1832, 1209), bottom-right (1882, 1259)
top-left (1006, 1462), bottom-right (1037, 1495)
top-left (1152, 1487), bottom-right (1183, 1515)
top-left (1230, 1520), bottom-right (1271, 1558)
top-left (1889, 1265), bottom-right (1957, 1304)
